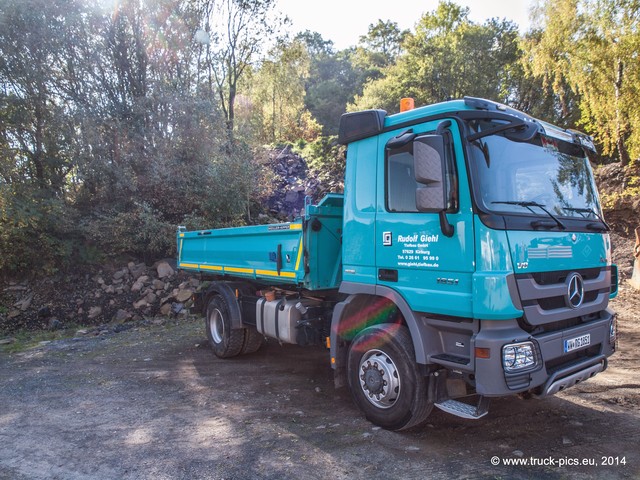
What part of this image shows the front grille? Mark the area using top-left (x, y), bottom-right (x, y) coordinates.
top-left (515, 267), bottom-right (610, 328)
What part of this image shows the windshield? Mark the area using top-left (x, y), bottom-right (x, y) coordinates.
top-left (467, 119), bottom-right (601, 220)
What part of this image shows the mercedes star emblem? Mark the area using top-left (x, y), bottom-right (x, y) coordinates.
top-left (566, 272), bottom-right (585, 309)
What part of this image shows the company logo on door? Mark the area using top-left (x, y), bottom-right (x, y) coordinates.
top-left (396, 233), bottom-right (441, 268)
top-left (397, 234), bottom-right (439, 243)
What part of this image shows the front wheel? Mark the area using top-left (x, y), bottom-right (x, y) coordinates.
top-left (347, 324), bottom-right (432, 430)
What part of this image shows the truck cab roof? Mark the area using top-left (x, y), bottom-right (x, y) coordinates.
top-left (338, 97), bottom-right (595, 152)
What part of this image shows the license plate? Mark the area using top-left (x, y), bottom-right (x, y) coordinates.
top-left (564, 334), bottom-right (591, 353)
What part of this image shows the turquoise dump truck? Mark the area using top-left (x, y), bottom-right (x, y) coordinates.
top-left (177, 97), bottom-right (618, 430)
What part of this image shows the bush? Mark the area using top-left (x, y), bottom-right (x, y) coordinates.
top-left (82, 203), bottom-right (176, 263)
top-left (295, 136), bottom-right (346, 196)
top-left (0, 187), bottom-right (79, 276)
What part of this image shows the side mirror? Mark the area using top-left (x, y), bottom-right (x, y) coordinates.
top-left (414, 135), bottom-right (446, 212)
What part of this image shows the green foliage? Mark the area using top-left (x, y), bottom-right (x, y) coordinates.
top-left (350, 2), bottom-right (523, 113)
top-left (295, 136), bottom-right (345, 197)
top-left (241, 39), bottom-right (322, 143)
top-left (524, 0), bottom-right (640, 165)
top-left (0, 187), bottom-right (78, 275)
top-left (82, 203), bottom-right (175, 262)
top-left (297, 32), bottom-right (373, 135)
top-left (358, 19), bottom-right (409, 66)
top-left (600, 174), bottom-right (640, 210)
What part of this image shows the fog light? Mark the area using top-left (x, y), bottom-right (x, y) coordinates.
top-left (502, 342), bottom-right (537, 373)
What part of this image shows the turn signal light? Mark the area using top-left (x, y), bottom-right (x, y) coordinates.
top-left (475, 347), bottom-right (491, 359)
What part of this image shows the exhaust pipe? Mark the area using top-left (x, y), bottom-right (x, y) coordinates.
top-left (631, 227), bottom-right (640, 290)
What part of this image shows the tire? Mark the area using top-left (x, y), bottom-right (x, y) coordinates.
top-left (347, 324), bottom-right (432, 431)
top-left (205, 294), bottom-right (245, 358)
top-left (240, 327), bottom-right (265, 355)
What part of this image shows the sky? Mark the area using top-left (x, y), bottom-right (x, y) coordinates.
top-left (275, 0), bottom-right (536, 50)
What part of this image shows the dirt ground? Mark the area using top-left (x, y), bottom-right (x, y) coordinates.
top-left (1, 282), bottom-right (639, 480)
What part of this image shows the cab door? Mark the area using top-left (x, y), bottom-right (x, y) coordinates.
top-left (375, 119), bottom-right (475, 317)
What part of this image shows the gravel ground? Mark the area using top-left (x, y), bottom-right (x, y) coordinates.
top-left (1, 284), bottom-right (639, 480)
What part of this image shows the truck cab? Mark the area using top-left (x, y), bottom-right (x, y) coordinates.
top-left (178, 97), bottom-right (617, 431)
top-left (333, 96), bottom-right (616, 427)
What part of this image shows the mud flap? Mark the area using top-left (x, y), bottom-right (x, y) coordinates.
top-left (630, 227), bottom-right (640, 290)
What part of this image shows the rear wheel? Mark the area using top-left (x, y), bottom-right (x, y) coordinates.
top-left (241, 327), bottom-right (265, 355)
top-left (205, 294), bottom-right (244, 358)
top-left (347, 324), bottom-right (432, 430)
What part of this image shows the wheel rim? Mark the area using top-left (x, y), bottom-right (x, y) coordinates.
top-left (358, 349), bottom-right (401, 409)
top-left (209, 308), bottom-right (224, 344)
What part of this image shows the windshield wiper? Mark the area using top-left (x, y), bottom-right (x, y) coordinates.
top-left (562, 207), bottom-right (610, 231)
top-left (491, 201), bottom-right (566, 230)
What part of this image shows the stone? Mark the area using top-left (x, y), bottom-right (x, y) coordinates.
top-left (156, 261), bottom-right (175, 279)
top-left (8, 310), bottom-right (21, 319)
top-left (159, 303), bottom-right (172, 316)
top-left (144, 292), bottom-right (157, 304)
top-left (112, 269), bottom-right (127, 281)
top-left (3, 285), bottom-right (27, 292)
top-left (152, 279), bottom-right (165, 290)
top-left (48, 318), bottom-right (63, 330)
top-left (133, 299), bottom-right (148, 309)
top-left (189, 278), bottom-right (201, 288)
top-left (38, 306), bottom-right (51, 318)
top-left (15, 293), bottom-right (33, 311)
top-left (88, 306), bottom-right (102, 319)
top-left (175, 288), bottom-right (193, 303)
top-left (129, 263), bottom-right (147, 279)
top-left (0, 337), bottom-right (16, 345)
top-left (113, 309), bottom-right (132, 323)
top-left (172, 303), bottom-right (184, 314)
top-left (131, 280), bottom-right (145, 293)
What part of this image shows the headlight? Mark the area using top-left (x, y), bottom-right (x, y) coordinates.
top-left (502, 342), bottom-right (538, 373)
top-left (609, 316), bottom-right (617, 346)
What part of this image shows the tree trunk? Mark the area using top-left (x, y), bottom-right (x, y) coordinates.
top-left (614, 58), bottom-right (630, 166)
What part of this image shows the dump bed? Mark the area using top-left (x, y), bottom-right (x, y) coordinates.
top-left (177, 194), bottom-right (343, 291)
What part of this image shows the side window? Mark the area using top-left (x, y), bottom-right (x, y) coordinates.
top-left (387, 143), bottom-right (419, 212)
top-left (385, 129), bottom-right (458, 213)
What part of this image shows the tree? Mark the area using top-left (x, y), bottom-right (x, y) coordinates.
top-left (196, 0), bottom-right (281, 133)
top-left (524, 0), bottom-right (640, 165)
top-left (244, 39), bottom-right (321, 143)
top-left (349, 2), bottom-right (523, 113)
top-left (358, 19), bottom-right (409, 68)
top-left (296, 32), bottom-right (372, 135)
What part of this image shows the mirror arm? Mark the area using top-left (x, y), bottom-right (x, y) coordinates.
top-left (436, 120), bottom-right (452, 135)
top-left (439, 211), bottom-right (454, 237)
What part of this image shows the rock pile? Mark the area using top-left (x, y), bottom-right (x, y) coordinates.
top-left (1, 260), bottom-right (200, 335)
top-left (264, 146), bottom-right (322, 220)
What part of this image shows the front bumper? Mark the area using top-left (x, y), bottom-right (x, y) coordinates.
top-left (472, 308), bottom-right (615, 396)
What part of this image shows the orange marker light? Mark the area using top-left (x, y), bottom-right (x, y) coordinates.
top-left (400, 97), bottom-right (415, 112)
top-left (475, 347), bottom-right (491, 359)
